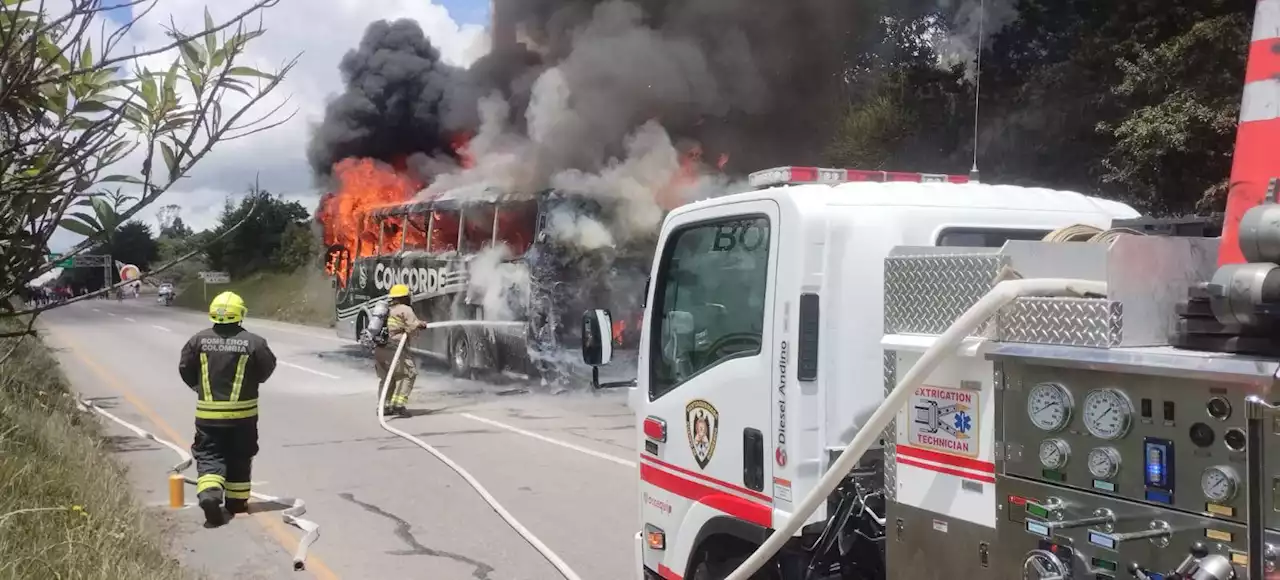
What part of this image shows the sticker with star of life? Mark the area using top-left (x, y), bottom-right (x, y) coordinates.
top-left (908, 385), bottom-right (980, 458)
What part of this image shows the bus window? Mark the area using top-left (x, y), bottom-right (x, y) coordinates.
top-left (936, 227), bottom-right (1051, 248)
top-left (357, 215), bottom-right (377, 258)
top-left (379, 215), bottom-right (404, 255)
top-left (429, 210), bottom-right (460, 254)
top-left (405, 212), bottom-right (430, 251)
top-left (496, 201), bottom-right (537, 256)
top-left (462, 204), bottom-right (496, 254)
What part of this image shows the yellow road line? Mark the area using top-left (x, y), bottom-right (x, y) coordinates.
top-left (49, 328), bottom-right (341, 580)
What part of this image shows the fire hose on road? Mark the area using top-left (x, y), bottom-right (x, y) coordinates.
top-left (76, 396), bottom-right (320, 571)
top-left (377, 326), bottom-right (584, 580)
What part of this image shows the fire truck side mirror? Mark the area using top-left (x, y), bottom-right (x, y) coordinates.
top-left (581, 309), bottom-right (613, 367)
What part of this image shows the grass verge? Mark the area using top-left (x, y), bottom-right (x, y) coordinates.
top-left (0, 318), bottom-right (197, 580)
top-left (174, 269), bottom-right (335, 328)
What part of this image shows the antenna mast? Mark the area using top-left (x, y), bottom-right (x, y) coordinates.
top-left (970, 0), bottom-right (984, 183)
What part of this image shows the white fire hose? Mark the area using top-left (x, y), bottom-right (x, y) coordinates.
top-left (377, 325), bottom-right (583, 580)
top-left (725, 278), bottom-right (1108, 580)
top-left (76, 396), bottom-right (319, 571)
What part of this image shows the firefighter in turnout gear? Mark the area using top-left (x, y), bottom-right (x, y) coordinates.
top-left (178, 291), bottom-right (277, 526)
top-left (372, 284), bottom-right (427, 417)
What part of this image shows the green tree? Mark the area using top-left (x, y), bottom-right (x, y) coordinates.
top-left (1096, 12), bottom-right (1249, 214)
top-left (161, 216), bottom-right (194, 239)
top-left (205, 187), bottom-right (309, 276)
top-left (273, 222), bottom-right (317, 272)
top-left (0, 0), bottom-right (298, 340)
top-left (108, 221), bottom-right (160, 269)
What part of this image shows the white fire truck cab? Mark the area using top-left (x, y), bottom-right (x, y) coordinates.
top-left (580, 166), bottom-right (1140, 580)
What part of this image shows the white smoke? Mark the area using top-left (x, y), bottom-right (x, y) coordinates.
top-left (933, 0), bottom-right (1020, 81)
top-left (466, 244), bottom-right (531, 321)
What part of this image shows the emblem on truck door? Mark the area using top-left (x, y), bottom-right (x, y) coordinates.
top-left (686, 400), bottom-right (720, 469)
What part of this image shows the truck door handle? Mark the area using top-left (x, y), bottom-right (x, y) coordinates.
top-left (743, 428), bottom-right (764, 492)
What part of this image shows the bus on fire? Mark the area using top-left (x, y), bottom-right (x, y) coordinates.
top-left (326, 188), bottom-right (650, 383)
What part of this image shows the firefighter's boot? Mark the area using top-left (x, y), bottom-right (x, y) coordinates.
top-left (225, 498), bottom-right (249, 515)
top-left (197, 488), bottom-right (226, 526)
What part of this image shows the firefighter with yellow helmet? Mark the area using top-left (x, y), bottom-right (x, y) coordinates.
top-left (367, 283), bottom-right (427, 417)
top-left (178, 291), bottom-right (277, 526)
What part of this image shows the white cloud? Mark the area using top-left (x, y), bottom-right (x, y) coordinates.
top-left (48, 0), bottom-right (487, 251)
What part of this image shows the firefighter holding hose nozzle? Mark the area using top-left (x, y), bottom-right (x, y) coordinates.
top-left (178, 291), bottom-right (277, 527)
top-left (367, 284), bottom-right (426, 418)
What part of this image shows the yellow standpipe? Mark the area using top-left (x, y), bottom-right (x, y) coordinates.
top-left (168, 473), bottom-right (185, 508)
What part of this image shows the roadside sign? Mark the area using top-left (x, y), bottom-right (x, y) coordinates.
top-left (199, 271), bottom-right (230, 303)
top-left (908, 385), bottom-right (981, 458)
top-left (199, 271), bottom-right (230, 284)
top-left (48, 253), bottom-right (73, 268)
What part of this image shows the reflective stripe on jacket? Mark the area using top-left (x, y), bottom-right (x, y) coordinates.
top-left (386, 303), bottom-right (423, 340)
top-left (179, 324), bottom-right (276, 424)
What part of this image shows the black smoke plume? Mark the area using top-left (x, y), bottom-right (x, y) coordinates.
top-left (309, 0), bottom-right (906, 181)
top-left (306, 19), bottom-right (473, 177)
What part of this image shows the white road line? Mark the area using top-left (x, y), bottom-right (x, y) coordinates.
top-left (459, 413), bottom-right (637, 468)
top-left (91, 308), bottom-right (101, 313)
top-left (152, 325), bottom-right (172, 332)
top-left (278, 360), bottom-right (340, 379)
top-left (106, 312), bottom-right (117, 317)
top-left (124, 317), bottom-right (137, 323)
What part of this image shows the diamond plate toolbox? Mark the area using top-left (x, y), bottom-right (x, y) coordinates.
top-left (884, 253), bottom-right (1007, 336)
top-left (997, 297), bottom-right (1123, 348)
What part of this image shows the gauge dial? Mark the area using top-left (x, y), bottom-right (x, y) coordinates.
top-left (1206, 397), bottom-right (1232, 421)
top-left (1083, 389), bottom-right (1133, 440)
top-left (1087, 447), bottom-right (1121, 480)
top-left (1038, 439), bottom-right (1071, 470)
top-left (1202, 466), bottom-right (1240, 503)
top-left (1026, 382), bottom-right (1073, 432)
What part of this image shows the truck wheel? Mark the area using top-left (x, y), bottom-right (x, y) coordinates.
top-left (693, 556), bottom-right (777, 580)
top-left (450, 329), bottom-right (473, 378)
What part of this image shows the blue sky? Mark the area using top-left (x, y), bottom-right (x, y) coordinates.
top-left (436, 0), bottom-right (490, 26)
top-left (101, 0), bottom-right (490, 27)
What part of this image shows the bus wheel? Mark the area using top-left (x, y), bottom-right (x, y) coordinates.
top-left (450, 329), bottom-right (473, 378)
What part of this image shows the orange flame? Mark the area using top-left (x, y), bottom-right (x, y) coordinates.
top-left (318, 158), bottom-right (421, 284)
top-left (655, 143), bottom-right (711, 210)
top-left (452, 132), bottom-right (475, 169)
top-left (612, 319), bottom-right (626, 345)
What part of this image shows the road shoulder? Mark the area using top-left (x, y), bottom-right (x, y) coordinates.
top-left (41, 322), bottom-right (310, 580)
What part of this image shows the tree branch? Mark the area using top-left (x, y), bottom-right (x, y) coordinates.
top-left (3, 194), bottom-right (263, 319)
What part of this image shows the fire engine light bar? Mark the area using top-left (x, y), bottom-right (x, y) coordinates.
top-left (747, 166), bottom-right (970, 188)
top-left (643, 416), bottom-right (667, 442)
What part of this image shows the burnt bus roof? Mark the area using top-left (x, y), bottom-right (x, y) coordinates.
top-left (367, 188), bottom-right (534, 218)
top-left (365, 188), bottom-right (617, 218)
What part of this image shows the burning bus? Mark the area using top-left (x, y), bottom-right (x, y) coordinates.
top-left (326, 184), bottom-right (652, 382)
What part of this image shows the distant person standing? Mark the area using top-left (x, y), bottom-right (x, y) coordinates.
top-left (178, 292), bottom-right (277, 526)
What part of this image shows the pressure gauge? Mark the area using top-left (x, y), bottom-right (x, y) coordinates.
top-left (1201, 466), bottom-right (1240, 503)
top-left (1083, 389), bottom-right (1133, 440)
top-left (1088, 447), bottom-right (1122, 480)
top-left (1027, 382), bottom-right (1073, 432)
top-left (1038, 439), bottom-right (1071, 470)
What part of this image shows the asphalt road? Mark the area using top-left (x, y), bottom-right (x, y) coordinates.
top-left (38, 297), bottom-right (640, 580)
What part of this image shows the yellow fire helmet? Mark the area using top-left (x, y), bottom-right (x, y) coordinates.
top-left (208, 291), bottom-right (247, 324)
top-left (388, 284), bottom-right (411, 299)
